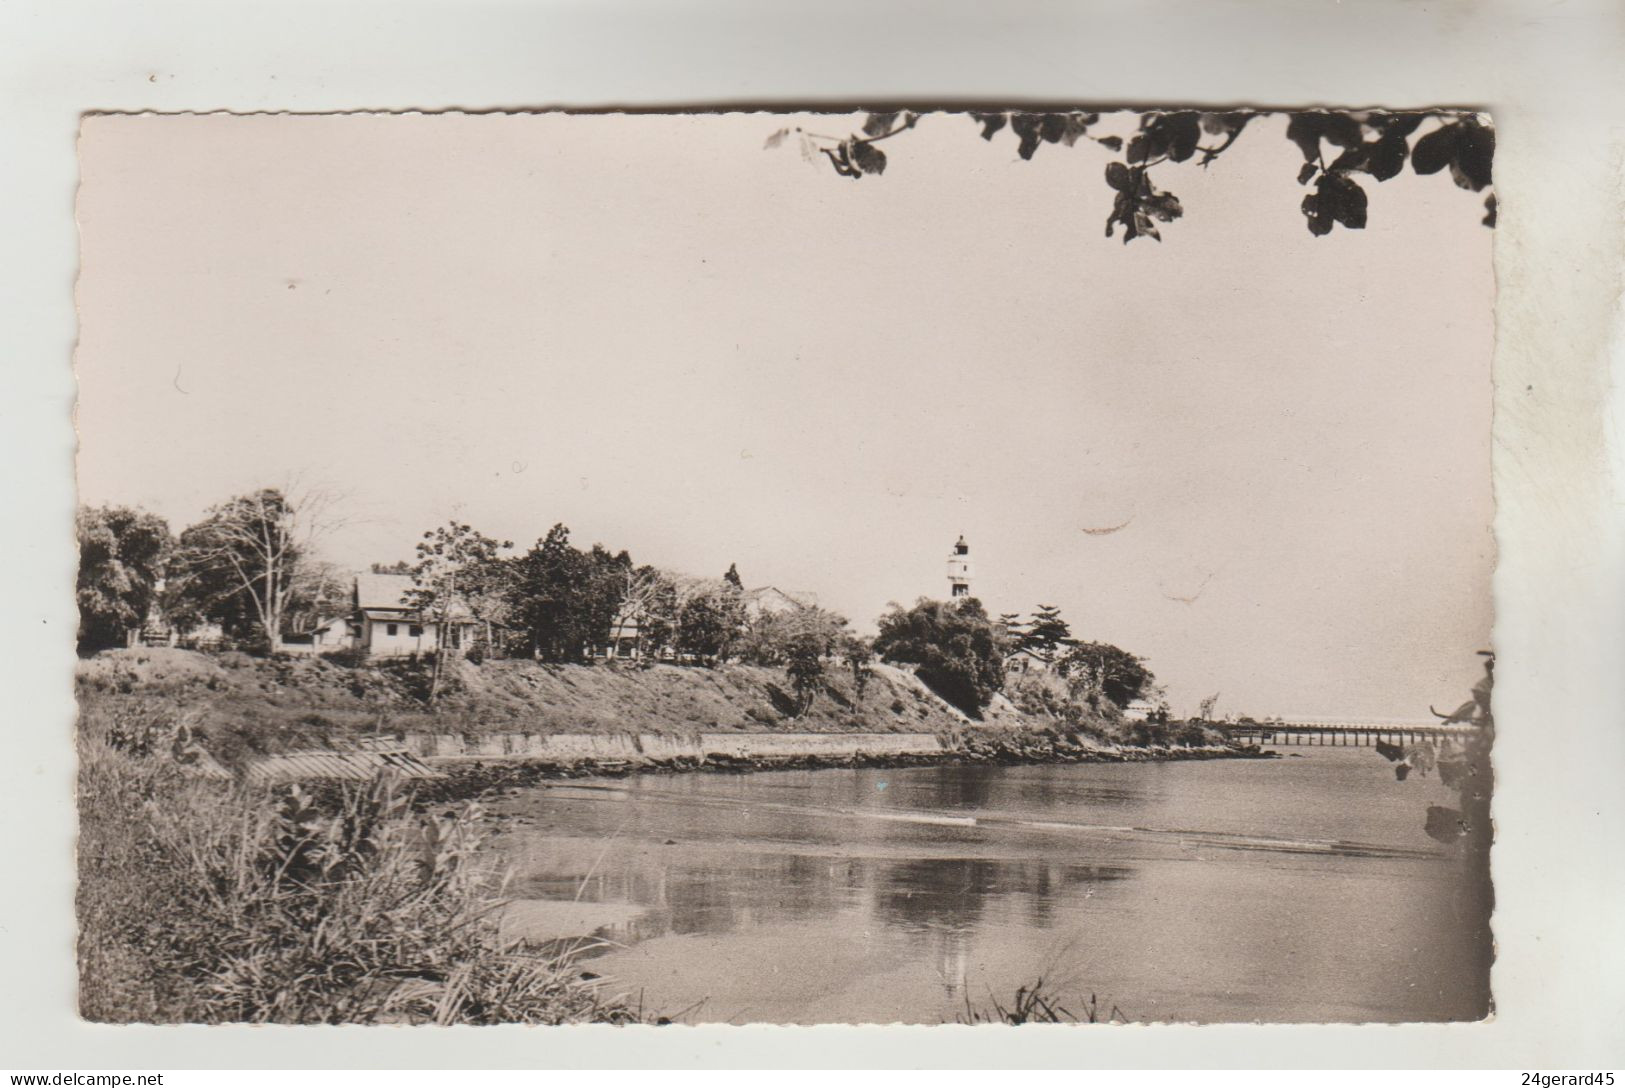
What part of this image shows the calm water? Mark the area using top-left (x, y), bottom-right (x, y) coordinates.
top-left (488, 748), bottom-right (1491, 1024)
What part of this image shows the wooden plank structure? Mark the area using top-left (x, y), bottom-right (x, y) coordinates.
top-left (243, 747), bottom-right (444, 784)
top-left (1216, 721), bottom-right (1479, 747)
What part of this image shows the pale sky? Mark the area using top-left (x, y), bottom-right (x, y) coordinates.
top-left (75, 111), bottom-right (1494, 719)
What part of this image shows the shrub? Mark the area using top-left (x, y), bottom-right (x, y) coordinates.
top-left (1175, 721), bottom-right (1212, 747)
top-left (1128, 720), bottom-right (1172, 747)
top-left (375, 653), bottom-right (463, 703)
top-left (842, 635), bottom-right (874, 699)
top-left (784, 632), bottom-right (827, 715)
top-left (77, 715), bottom-right (639, 1025)
top-left (95, 699), bottom-right (200, 759)
top-left (960, 976), bottom-right (1126, 1024)
top-left (1005, 670), bottom-right (1073, 720)
top-left (319, 646), bottom-right (369, 669)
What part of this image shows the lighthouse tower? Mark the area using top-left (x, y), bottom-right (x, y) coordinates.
top-left (946, 536), bottom-right (973, 599)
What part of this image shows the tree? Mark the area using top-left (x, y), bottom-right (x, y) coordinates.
top-left (160, 541), bottom-right (254, 642)
top-left (873, 597), bottom-right (1007, 717)
top-left (405, 521), bottom-right (513, 702)
top-left (770, 109), bottom-right (1495, 243)
top-left (733, 605), bottom-right (852, 711)
top-left (636, 566), bottom-right (684, 659)
top-left (583, 544), bottom-right (635, 656)
top-left (76, 505), bottom-right (171, 653)
top-left (166, 486), bottom-right (338, 651)
top-left (1018, 604), bottom-right (1075, 665)
top-left (784, 631), bottom-right (826, 716)
top-left (670, 575), bottom-right (745, 665)
top-left (369, 560), bottom-right (413, 575)
top-left (607, 565), bottom-right (668, 661)
top-left (512, 524), bottom-right (585, 661)
top-left (723, 563), bottom-right (744, 590)
top-left (842, 634), bottom-right (875, 700)
top-left (462, 555), bottom-right (520, 655)
top-left (1059, 641), bottom-right (1155, 710)
top-left (736, 605), bottom-right (850, 666)
top-left (511, 525), bottom-right (632, 663)
top-left (284, 559), bottom-right (350, 633)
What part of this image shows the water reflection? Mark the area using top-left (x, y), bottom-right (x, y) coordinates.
top-left (872, 857), bottom-right (1128, 932)
top-left (492, 752), bottom-right (1489, 1023)
top-left (512, 849), bottom-right (1128, 947)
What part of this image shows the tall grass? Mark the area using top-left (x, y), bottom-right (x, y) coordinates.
top-left (77, 706), bottom-right (641, 1024)
top-left (960, 977), bottom-right (1126, 1025)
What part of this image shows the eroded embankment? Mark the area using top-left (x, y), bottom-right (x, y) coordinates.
top-left (411, 729), bottom-right (1274, 803)
top-left (75, 648), bottom-right (1003, 767)
top-left (76, 647), bottom-right (1268, 797)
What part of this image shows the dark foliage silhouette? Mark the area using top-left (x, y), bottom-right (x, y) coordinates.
top-left (771, 109), bottom-right (1494, 242)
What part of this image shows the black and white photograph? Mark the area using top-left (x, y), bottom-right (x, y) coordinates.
top-left (68, 108), bottom-right (1501, 1028)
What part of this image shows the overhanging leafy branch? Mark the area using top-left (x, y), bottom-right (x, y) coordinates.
top-left (769, 108), bottom-right (1495, 242)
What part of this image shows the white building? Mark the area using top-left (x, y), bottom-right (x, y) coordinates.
top-left (946, 535), bottom-right (972, 599)
top-left (352, 571), bottom-right (480, 657)
top-left (1122, 699), bottom-right (1156, 722)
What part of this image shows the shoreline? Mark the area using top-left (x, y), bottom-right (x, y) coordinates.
top-left (415, 737), bottom-right (1279, 804)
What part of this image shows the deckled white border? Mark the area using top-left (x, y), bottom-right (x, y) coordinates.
top-left (4, 0), bottom-right (1623, 1070)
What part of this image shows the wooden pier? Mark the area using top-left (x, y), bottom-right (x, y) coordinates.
top-left (1215, 721), bottom-right (1478, 747)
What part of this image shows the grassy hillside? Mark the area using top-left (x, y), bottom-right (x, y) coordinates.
top-left (76, 648), bottom-right (1030, 767)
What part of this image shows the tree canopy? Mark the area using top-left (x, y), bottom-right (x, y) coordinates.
top-left (76, 505), bottom-right (171, 653)
top-left (736, 605), bottom-right (850, 667)
top-left (1017, 604), bottom-right (1075, 664)
top-left (784, 631), bottom-right (827, 716)
top-left (874, 597), bottom-right (1007, 717)
top-left (406, 520), bottom-right (513, 698)
top-left (165, 487), bottom-right (337, 650)
top-left (1059, 641), bottom-right (1155, 710)
top-left (512, 525), bottom-right (632, 663)
top-left (671, 576), bottom-right (746, 665)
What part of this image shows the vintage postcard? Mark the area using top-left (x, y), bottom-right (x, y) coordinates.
top-left (73, 109), bottom-right (1494, 1026)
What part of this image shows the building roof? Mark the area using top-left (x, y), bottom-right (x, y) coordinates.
top-left (355, 572), bottom-right (417, 610)
top-left (359, 607), bottom-right (478, 626)
top-left (354, 572), bottom-right (475, 620)
top-left (743, 586), bottom-right (818, 612)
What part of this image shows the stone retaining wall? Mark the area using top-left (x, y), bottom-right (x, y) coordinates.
top-left (696, 732), bottom-right (948, 759)
top-left (403, 731), bottom-right (948, 765)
